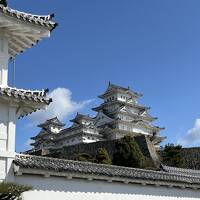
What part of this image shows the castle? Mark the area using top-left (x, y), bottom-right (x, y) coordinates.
top-left (30, 82), bottom-right (165, 153)
top-left (0, 2), bottom-right (199, 200)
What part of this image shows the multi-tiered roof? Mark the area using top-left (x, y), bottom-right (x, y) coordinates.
top-left (0, 3), bottom-right (57, 181)
top-left (30, 117), bottom-right (65, 151)
top-left (93, 83), bottom-right (165, 146)
top-left (70, 113), bottom-right (94, 124)
top-left (29, 83), bottom-right (165, 153)
top-left (0, 3), bottom-right (57, 116)
top-left (38, 117), bottom-right (65, 129)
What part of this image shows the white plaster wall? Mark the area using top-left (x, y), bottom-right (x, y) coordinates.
top-left (0, 101), bottom-right (16, 181)
top-left (0, 34), bottom-right (9, 87)
top-left (14, 175), bottom-right (200, 200)
top-left (118, 123), bottom-right (150, 135)
top-left (131, 125), bottom-right (151, 135)
top-left (62, 136), bottom-right (98, 146)
top-left (50, 126), bottom-right (60, 133)
top-left (121, 106), bottom-right (138, 115)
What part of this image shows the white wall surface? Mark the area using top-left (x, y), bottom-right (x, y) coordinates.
top-left (0, 35), bottom-right (9, 87)
top-left (14, 175), bottom-right (200, 200)
top-left (0, 101), bottom-right (16, 181)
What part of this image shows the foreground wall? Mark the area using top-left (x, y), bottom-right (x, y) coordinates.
top-left (14, 175), bottom-right (200, 200)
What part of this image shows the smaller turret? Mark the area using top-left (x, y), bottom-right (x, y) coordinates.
top-left (38, 117), bottom-right (65, 134)
top-left (30, 117), bottom-right (65, 152)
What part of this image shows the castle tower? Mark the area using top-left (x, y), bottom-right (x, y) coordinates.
top-left (30, 117), bottom-right (65, 153)
top-left (93, 83), bottom-right (165, 148)
top-left (0, 3), bottom-right (57, 181)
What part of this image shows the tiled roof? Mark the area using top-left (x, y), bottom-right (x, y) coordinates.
top-left (109, 83), bottom-right (130, 92)
top-left (38, 117), bottom-right (65, 128)
top-left (0, 87), bottom-right (52, 119)
top-left (30, 130), bottom-right (51, 140)
top-left (161, 165), bottom-right (200, 178)
top-left (0, 87), bottom-right (51, 104)
top-left (98, 83), bottom-right (142, 99)
top-left (70, 113), bottom-right (94, 123)
top-left (0, 5), bottom-right (57, 30)
top-left (14, 154), bottom-right (200, 189)
top-left (92, 101), bottom-right (150, 113)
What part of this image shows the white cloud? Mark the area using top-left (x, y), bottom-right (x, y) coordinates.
top-left (29, 87), bottom-right (93, 124)
top-left (178, 119), bottom-right (200, 147)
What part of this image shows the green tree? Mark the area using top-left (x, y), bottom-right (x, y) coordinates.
top-left (0, 182), bottom-right (32, 200)
top-left (162, 144), bottom-right (186, 168)
top-left (96, 148), bottom-right (112, 165)
top-left (0, 0), bottom-right (7, 7)
top-left (113, 135), bottom-right (146, 168)
top-left (74, 153), bottom-right (94, 162)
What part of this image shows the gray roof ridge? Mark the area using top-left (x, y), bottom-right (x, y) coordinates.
top-left (161, 164), bottom-right (200, 177)
top-left (15, 153), bottom-right (200, 176)
top-left (14, 154), bottom-right (200, 188)
top-left (14, 153), bottom-right (162, 172)
top-left (0, 4), bottom-right (57, 30)
top-left (0, 86), bottom-right (49, 95)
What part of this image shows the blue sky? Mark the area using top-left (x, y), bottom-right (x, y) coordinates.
top-left (10, 0), bottom-right (200, 152)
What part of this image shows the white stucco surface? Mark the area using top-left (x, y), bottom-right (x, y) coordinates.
top-left (0, 34), bottom-right (9, 87)
top-left (0, 101), bottom-right (16, 181)
top-left (14, 175), bottom-right (200, 200)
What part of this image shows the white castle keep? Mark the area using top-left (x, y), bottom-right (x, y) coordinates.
top-left (30, 82), bottom-right (165, 153)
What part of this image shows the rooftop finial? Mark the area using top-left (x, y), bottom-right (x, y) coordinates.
top-left (0, 0), bottom-right (7, 7)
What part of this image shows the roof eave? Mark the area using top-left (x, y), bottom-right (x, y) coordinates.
top-left (13, 159), bottom-right (200, 190)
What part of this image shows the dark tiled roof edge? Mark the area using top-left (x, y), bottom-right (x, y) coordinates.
top-left (0, 87), bottom-right (52, 118)
top-left (161, 165), bottom-right (200, 177)
top-left (14, 154), bottom-right (200, 189)
top-left (0, 5), bottom-right (57, 30)
top-left (38, 117), bottom-right (65, 128)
